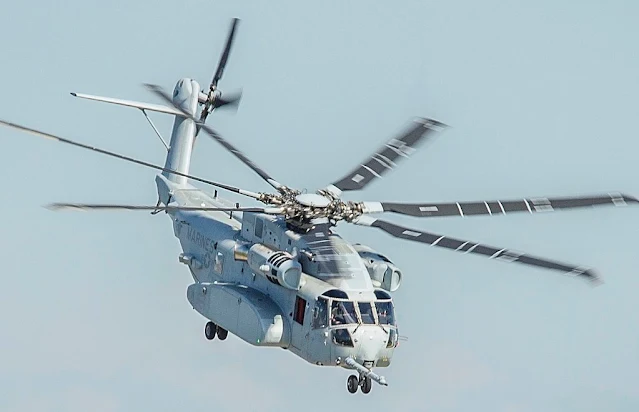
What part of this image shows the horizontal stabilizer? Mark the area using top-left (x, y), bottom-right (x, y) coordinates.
top-left (70, 92), bottom-right (186, 117)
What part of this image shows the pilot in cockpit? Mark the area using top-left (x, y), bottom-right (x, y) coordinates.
top-left (331, 306), bottom-right (344, 325)
top-left (377, 309), bottom-right (388, 324)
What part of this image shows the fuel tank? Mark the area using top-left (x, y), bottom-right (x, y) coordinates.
top-left (187, 282), bottom-right (291, 347)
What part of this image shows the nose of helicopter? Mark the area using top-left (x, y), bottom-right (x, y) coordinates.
top-left (352, 326), bottom-right (389, 365)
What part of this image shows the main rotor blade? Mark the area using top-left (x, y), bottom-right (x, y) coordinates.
top-left (0, 119), bottom-right (263, 201)
top-left (144, 83), bottom-right (285, 191)
top-left (325, 118), bottom-right (447, 195)
top-left (361, 193), bottom-right (639, 218)
top-left (353, 216), bottom-right (600, 283)
top-left (210, 18), bottom-right (240, 90)
top-left (47, 203), bottom-right (283, 214)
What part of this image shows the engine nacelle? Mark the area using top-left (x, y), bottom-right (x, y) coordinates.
top-left (247, 243), bottom-right (303, 290)
top-left (353, 244), bottom-right (402, 292)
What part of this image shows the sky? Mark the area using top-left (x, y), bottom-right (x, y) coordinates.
top-left (1, 0), bottom-right (638, 411)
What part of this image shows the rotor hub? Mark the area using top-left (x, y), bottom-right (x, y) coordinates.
top-left (295, 193), bottom-right (331, 208)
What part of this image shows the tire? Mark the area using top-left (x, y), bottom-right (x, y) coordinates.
top-left (205, 321), bottom-right (216, 340)
top-left (217, 326), bottom-right (228, 341)
top-left (361, 377), bottom-right (372, 394)
top-left (347, 375), bottom-right (359, 394)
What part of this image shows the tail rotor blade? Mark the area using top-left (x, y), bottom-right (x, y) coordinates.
top-left (210, 18), bottom-right (240, 90)
top-left (213, 90), bottom-right (242, 111)
top-left (144, 83), bottom-right (286, 192)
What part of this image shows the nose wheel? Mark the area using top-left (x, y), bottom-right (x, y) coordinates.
top-left (346, 374), bottom-right (372, 394)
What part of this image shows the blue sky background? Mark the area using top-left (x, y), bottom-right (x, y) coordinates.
top-left (1, 1), bottom-right (638, 411)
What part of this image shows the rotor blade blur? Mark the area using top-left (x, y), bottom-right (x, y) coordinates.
top-left (0, 119), bottom-right (263, 201)
top-left (325, 118), bottom-right (447, 195)
top-left (361, 193), bottom-right (639, 218)
top-left (144, 83), bottom-right (285, 191)
top-left (353, 216), bottom-right (601, 284)
top-left (213, 91), bottom-right (242, 110)
top-left (211, 18), bottom-right (240, 89)
top-left (46, 203), bottom-right (283, 213)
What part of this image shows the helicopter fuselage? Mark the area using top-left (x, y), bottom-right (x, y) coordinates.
top-left (155, 172), bottom-right (399, 373)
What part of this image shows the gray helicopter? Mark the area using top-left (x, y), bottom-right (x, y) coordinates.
top-left (1, 18), bottom-right (637, 394)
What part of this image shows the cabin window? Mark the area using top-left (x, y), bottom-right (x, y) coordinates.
top-left (312, 297), bottom-right (329, 329)
top-left (213, 252), bottom-right (224, 274)
top-left (294, 296), bottom-right (306, 325)
top-left (254, 219), bottom-right (263, 238)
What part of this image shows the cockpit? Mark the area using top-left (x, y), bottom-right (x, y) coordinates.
top-left (311, 289), bottom-right (398, 349)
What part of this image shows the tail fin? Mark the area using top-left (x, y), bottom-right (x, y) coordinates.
top-left (162, 78), bottom-right (201, 185)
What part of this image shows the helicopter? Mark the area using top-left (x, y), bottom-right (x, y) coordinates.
top-left (1, 18), bottom-right (637, 394)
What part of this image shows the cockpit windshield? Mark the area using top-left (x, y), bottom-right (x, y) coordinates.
top-left (357, 302), bottom-right (376, 324)
top-left (330, 300), bottom-right (358, 325)
top-left (375, 301), bottom-right (396, 325)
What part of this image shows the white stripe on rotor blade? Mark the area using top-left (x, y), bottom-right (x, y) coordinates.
top-left (490, 249), bottom-right (506, 258)
top-left (484, 201), bottom-right (492, 215)
top-left (361, 165), bottom-right (382, 178)
top-left (464, 244), bottom-right (479, 254)
top-left (456, 202), bottom-right (464, 217)
top-left (431, 236), bottom-right (445, 246)
top-left (456, 241), bottom-right (469, 251)
top-left (498, 201), bottom-right (506, 214)
top-left (523, 199), bottom-right (533, 213)
top-left (375, 153), bottom-right (397, 168)
top-left (402, 230), bottom-right (422, 237)
top-left (372, 154), bottom-right (394, 170)
top-left (494, 251), bottom-right (522, 262)
top-left (352, 216), bottom-right (377, 226)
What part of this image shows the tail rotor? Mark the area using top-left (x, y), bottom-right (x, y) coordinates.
top-left (199, 17), bottom-right (242, 123)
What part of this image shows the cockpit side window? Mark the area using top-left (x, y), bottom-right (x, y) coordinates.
top-left (386, 328), bottom-right (398, 348)
top-left (330, 300), bottom-right (357, 326)
top-left (375, 301), bottom-right (396, 325)
top-left (312, 297), bottom-right (329, 329)
top-left (357, 302), bottom-right (376, 324)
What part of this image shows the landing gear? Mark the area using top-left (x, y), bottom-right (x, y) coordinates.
top-left (205, 322), bottom-right (229, 341)
top-left (361, 376), bottom-right (372, 394)
top-left (346, 374), bottom-right (372, 394)
top-left (217, 326), bottom-right (228, 340)
top-left (205, 321), bottom-right (216, 340)
top-left (347, 375), bottom-right (358, 394)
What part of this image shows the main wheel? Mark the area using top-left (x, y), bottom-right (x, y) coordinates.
top-left (347, 375), bottom-right (359, 394)
top-left (205, 321), bottom-right (217, 340)
top-left (361, 377), bottom-right (372, 394)
top-left (217, 326), bottom-right (228, 341)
